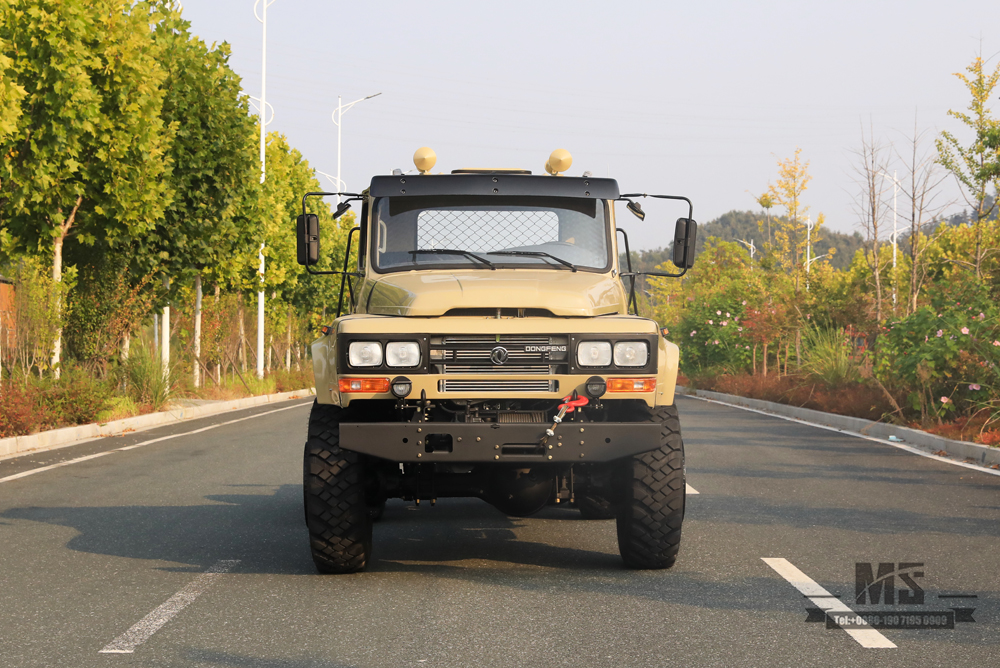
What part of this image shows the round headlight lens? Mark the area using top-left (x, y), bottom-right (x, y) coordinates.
top-left (348, 341), bottom-right (383, 367)
top-left (584, 375), bottom-right (607, 398)
top-left (613, 341), bottom-right (649, 367)
top-left (577, 341), bottom-right (612, 367)
top-left (386, 341), bottom-right (421, 367)
top-left (390, 376), bottom-right (412, 398)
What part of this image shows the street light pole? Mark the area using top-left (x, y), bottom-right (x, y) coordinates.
top-left (316, 170), bottom-right (346, 193)
top-left (253, 0), bottom-right (276, 380)
top-left (877, 170), bottom-right (900, 311)
top-left (332, 93), bottom-right (382, 203)
top-left (804, 217), bottom-right (816, 291)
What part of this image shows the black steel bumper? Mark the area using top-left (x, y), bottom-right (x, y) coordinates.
top-left (339, 421), bottom-right (662, 463)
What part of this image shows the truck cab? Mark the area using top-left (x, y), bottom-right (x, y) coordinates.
top-left (298, 149), bottom-right (697, 574)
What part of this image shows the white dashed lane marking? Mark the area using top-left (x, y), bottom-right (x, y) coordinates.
top-left (99, 560), bottom-right (240, 654)
top-left (686, 484), bottom-right (699, 494)
top-left (762, 557), bottom-right (896, 649)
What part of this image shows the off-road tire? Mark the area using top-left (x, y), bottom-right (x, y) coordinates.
top-left (577, 492), bottom-right (616, 520)
top-left (614, 403), bottom-right (685, 569)
top-left (303, 401), bottom-right (372, 573)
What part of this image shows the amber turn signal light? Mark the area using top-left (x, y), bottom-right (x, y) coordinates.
top-left (606, 378), bottom-right (656, 393)
top-left (339, 378), bottom-right (390, 393)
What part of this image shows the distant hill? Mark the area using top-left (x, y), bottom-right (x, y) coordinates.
top-left (620, 209), bottom-right (864, 273)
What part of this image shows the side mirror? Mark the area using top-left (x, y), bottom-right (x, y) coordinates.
top-left (672, 218), bottom-right (698, 269)
top-left (297, 214), bottom-right (319, 266)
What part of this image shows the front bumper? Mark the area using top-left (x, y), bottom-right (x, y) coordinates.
top-left (339, 421), bottom-right (662, 463)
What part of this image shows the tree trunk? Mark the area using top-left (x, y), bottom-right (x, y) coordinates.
top-left (161, 277), bottom-right (170, 380)
top-left (213, 284), bottom-right (221, 384)
top-left (121, 332), bottom-right (130, 362)
top-left (193, 273), bottom-right (202, 388)
top-left (752, 344), bottom-right (757, 375)
top-left (872, 247), bottom-right (883, 326)
top-left (50, 196), bottom-right (84, 380)
top-left (285, 306), bottom-right (292, 372)
top-left (762, 343), bottom-right (768, 377)
top-left (910, 229), bottom-right (919, 315)
top-left (787, 340), bottom-right (793, 374)
top-left (51, 233), bottom-right (63, 379)
top-left (238, 297), bottom-right (247, 373)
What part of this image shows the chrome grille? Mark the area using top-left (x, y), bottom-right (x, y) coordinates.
top-left (438, 379), bottom-right (558, 393)
top-left (431, 334), bottom-right (568, 374)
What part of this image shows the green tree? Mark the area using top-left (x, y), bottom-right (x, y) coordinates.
top-left (137, 3), bottom-right (259, 386)
top-left (0, 0), bottom-right (25, 192)
top-left (0, 0), bottom-right (172, 376)
top-left (936, 54), bottom-right (1000, 279)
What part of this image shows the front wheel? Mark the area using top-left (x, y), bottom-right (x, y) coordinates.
top-left (614, 403), bottom-right (685, 569)
top-left (303, 401), bottom-right (373, 573)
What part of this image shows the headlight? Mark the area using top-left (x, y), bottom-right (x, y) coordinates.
top-left (577, 341), bottom-right (612, 367)
top-left (614, 341), bottom-right (649, 367)
top-left (386, 341), bottom-right (421, 367)
top-left (348, 341), bottom-right (383, 367)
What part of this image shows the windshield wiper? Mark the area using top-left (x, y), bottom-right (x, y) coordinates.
top-left (409, 248), bottom-right (496, 269)
top-left (491, 251), bottom-right (578, 271)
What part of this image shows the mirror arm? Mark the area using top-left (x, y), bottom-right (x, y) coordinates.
top-left (624, 267), bottom-right (689, 280)
top-left (616, 228), bottom-right (639, 315)
top-left (619, 193), bottom-right (694, 220)
top-left (301, 191), bottom-right (364, 275)
top-left (336, 227), bottom-right (360, 318)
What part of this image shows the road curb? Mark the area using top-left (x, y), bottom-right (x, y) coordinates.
top-left (0, 388), bottom-right (315, 462)
top-left (677, 386), bottom-right (1000, 469)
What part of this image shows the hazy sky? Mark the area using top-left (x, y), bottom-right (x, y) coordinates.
top-left (182, 0), bottom-right (999, 250)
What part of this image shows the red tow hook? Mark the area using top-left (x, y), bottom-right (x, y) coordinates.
top-left (541, 392), bottom-right (589, 446)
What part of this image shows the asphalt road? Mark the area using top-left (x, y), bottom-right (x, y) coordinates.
top-left (1, 395), bottom-right (998, 667)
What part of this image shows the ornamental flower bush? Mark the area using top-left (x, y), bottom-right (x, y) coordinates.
top-left (880, 283), bottom-right (1000, 423)
top-left (677, 296), bottom-right (751, 373)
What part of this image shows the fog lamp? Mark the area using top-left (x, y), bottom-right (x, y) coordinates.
top-left (584, 376), bottom-right (607, 398)
top-left (390, 376), bottom-right (412, 398)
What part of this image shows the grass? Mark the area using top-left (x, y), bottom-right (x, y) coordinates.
top-left (801, 327), bottom-right (862, 386)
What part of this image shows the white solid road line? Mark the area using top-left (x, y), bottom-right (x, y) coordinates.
top-left (0, 402), bottom-right (311, 485)
top-left (685, 484), bottom-right (699, 494)
top-left (762, 558), bottom-right (896, 649)
top-left (686, 394), bottom-right (1000, 477)
top-left (99, 560), bottom-right (240, 654)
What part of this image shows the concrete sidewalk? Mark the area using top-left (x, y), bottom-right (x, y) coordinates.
top-left (0, 388), bottom-right (315, 461)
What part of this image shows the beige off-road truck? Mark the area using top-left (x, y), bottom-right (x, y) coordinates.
top-left (296, 148), bottom-right (698, 573)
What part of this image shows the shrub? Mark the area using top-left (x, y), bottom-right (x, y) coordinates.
top-left (0, 381), bottom-right (42, 437)
top-left (96, 396), bottom-right (140, 423)
top-left (677, 297), bottom-right (752, 374)
top-left (272, 367), bottom-right (313, 392)
top-left (802, 327), bottom-right (861, 385)
top-left (880, 282), bottom-right (1000, 423)
top-left (701, 372), bottom-right (895, 422)
top-left (117, 340), bottom-right (173, 411)
top-left (31, 369), bottom-right (112, 428)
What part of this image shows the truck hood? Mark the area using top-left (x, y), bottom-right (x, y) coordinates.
top-left (361, 270), bottom-right (628, 317)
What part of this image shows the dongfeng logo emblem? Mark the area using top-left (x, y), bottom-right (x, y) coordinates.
top-left (490, 346), bottom-right (509, 365)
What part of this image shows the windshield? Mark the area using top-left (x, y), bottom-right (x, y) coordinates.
top-left (372, 195), bottom-right (610, 272)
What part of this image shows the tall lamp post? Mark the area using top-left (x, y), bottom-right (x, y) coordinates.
top-left (804, 216), bottom-right (815, 291)
top-left (253, 0), bottom-right (276, 379)
top-left (332, 93), bottom-right (382, 203)
top-left (877, 170), bottom-right (900, 311)
top-left (316, 170), bottom-right (346, 193)
top-left (737, 238), bottom-right (756, 267)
